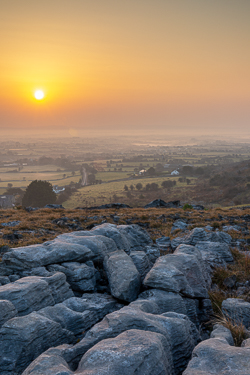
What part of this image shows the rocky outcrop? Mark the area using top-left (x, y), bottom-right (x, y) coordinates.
top-left (171, 227), bottom-right (232, 249)
top-left (222, 298), bottom-right (250, 328)
top-left (183, 325), bottom-right (250, 375)
top-left (0, 223), bottom-right (241, 374)
top-left (104, 250), bottom-right (141, 302)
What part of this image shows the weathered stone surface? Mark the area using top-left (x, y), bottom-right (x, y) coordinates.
top-left (0, 275), bottom-right (10, 285)
top-left (20, 267), bottom-right (52, 277)
top-left (2, 242), bottom-right (93, 271)
top-left (222, 298), bottom-right (250, 328)
top-left (183, 338), bottom-right (250, 375)
top-left (0, 276), bottom-right (55, 315)
top-left (156, 236), bottom-right (171, 250)
top-left (0, 312), bottom-right (74, 374)
top-left (163, 253), bottom-right (208, 298)
top-left (129, 251), bottom-right (151, 280)
top-left (54, 234), bottom-right (118, 262)
top-left (171, 220), bottom-right (188, 234)
top-left (174, 244), bottom-right (211, 288)
top-left (65, 305), bottom-right (198, 374)
top-left (138, 289), bottom-right (187, 313)
top-left (0, 300), bottom-right (17, 327)
top-left (144, 245), bottom-right (160, 264)
top-left (22, 345), bottom-right (73, 375)
top-left (195, 241), bottom-right (234, 268)
top-left (38, 272), bottom-right (74, 304)
top-left (36, 304), bottom-right (89, 336)
top-left (47, 262), bottom-right (97, 292)
top-left (77, 329), bottom-right (173, 375)
top-left (210, 324), bottom-right (234, 346)
top-left (104, 250), bottom-right (141, 302)
top-left (143, 255), bottom-right (194, 297)
top-left (117, 224), bottom-right (153, 251)
top-left (171, 228), bottom-right (232, 249)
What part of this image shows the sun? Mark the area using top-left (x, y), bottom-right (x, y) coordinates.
top-left (34, 90), bottom-right (45, 100)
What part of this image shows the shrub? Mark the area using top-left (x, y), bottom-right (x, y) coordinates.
top-left (183, 203), bottom-right (193, 210)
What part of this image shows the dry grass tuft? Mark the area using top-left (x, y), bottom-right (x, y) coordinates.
top-left (212, 305), bottom-right (248, 346)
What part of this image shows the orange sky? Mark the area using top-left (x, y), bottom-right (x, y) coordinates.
top-left (1, 0), bottom-right (250, 135)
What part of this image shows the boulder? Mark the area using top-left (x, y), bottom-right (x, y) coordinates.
top-left (174, 244), bottom-right (211, 288)
top-left (222, 298), bottom-right (250, 328)
top-left (155, 236), bottom-right (171, 250)
top-left (36, 304), bottom-right (90, 336)
top-left (143, 255), bottom-right (194, 298)
top-left (0, 312), bottom-right (74, 374)
top-left (144, 199), bottom-right (180, 209)
top-left (65, 305), bottom-right (199, 374)
top-left (104, 250), bottom-right (141, 302)
top-left (210, 324), bottom-right (234, 346)
top-left (171, 220), bottom-right (188, 234)
top-left (54, 234), bottom-right (118, 263)
top-left (171, 228), bottom-right (232, 249)
top-left (47, 262), bottom-right (97, 292)
top-left (144, 245), bottom-right (160, 264)
top-left (183, 338), bottom-right (250, 375)
top-left (77, 329), bottom-right (173, 375)
top-left (2, 242), bottom-right (93, 271)
top-left (22, 345), bottom-right (73, 375)
top-left (37, 272), bottom-right (74, 304)
top-left (0, 276), bottom-right (55, 315)
top-left (195, 241), bottom-right (234, 268)
top-left (0, 300), bottom-right (17, 327)
top-left (129, 251), bottom-right (152, 280)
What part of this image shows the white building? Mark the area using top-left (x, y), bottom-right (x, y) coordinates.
top-left (171, 170), bottom-right (179, 176)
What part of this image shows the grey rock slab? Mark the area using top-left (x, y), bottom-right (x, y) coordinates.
top-left (129, 250), bottom-right (151, 280)
top-left (104, 250), bottom-right (141, 302)
top-left (143, 255), bottom-right (194, 298)
top-left (36, 303), bottom-right (89, 336)
top-left (171, 220), bottom-right (188, 234)
top-left (0, 276), bottom-right (55, 315)
top-left (162, 253), bottom-right (208, 298)
top-left (0, 312), bottom-right (74, 374)
top-left (76, 329), bottom-right (173, 375)
top-left (65, 223), bottom-right (132, 253)
top-left (210, 324), bottom-right (234, 346)
top-left (171, 228), bottom-right (232, 250)
top-left (37, 272), bottom-right (74, 304)
top-left (71, 305), bottom-right (198, 374)
top-left (144, 245), bottom-right (160, 264)
top-left (138, 289), bottom-right (188, 314)
top-left (2, 242), bottom-right (93, 271)
top-left (117, 224), bottom-right (153, 251)
top-left (222, 298), bottom-right (250, 328)
top-left (47, 263), bottom-right (97, 292)
top-left (174, 244), bottom-right (212, 288)
top-left (183, 338), bottom-right (250, 375)
top-left (54, 234), bottom-right (118, 263)
top-left (156, 236), bottom-right (171, 249)
top-left (195, 241), bottom-right (234, 268)
top-left (22, 345), bottom-right (73, 375)
top-left (0, 300), bottom-right (17, 327)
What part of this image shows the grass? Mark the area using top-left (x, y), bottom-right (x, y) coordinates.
top-left (211, 305), bottom-right (247, 346)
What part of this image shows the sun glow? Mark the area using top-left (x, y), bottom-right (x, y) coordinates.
top-left (34, 90), bottom-right (45, 100)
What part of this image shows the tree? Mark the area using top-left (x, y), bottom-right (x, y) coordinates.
top-left (7, 183), bottom-right (13, 189)
top-left (22, 180), bottom-right (56, 207)
top-left (146, 167), bottom-right (156, 176)
top-left (136, 182), bottom-right (143, 191)
top-left (124, 185), bottom-right (129, 191)
top-left (130, 184), bottom-right (134, 191)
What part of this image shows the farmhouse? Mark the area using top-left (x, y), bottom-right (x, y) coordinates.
top-left (171, 170), bottom-right (180, 176)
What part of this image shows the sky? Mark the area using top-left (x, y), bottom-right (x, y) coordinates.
top-left (1, 0), bottom-right (250, 137)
